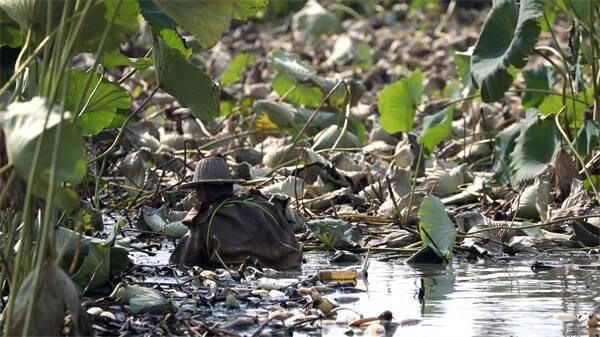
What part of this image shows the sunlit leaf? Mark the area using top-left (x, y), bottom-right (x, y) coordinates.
top-left (272, 73), bottom-right (323, 106)
top-left (66, 70), bottom-right (131, 135)
top-left (417, 194), bottom-right (456, 259)
top-left (219, 52), bottom-right (256, 86)
top-left (154, 0), bottom-right (233, 49)
top-left (378, 69), bottom-right (423, 133)
top-left (454, 47), bottom-right (475, 97)
top-left (234, 0), bottom-right (269, 20)
top-left (418, 104), bottom-right (453, 153)
top-left (253, 100), bottom-right (296, 129)
top-left (471, 0), bottom-right (544, 102)
top-left (152, 27), bottom-right (192, 58)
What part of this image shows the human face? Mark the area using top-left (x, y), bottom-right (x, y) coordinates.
top-left (194, 184), bottom-right (207, 203)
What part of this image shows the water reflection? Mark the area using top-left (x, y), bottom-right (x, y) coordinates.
top-left (299, 253), bottom-right (600, 337)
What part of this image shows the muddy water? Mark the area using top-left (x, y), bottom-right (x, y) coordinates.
top-left (296, 253), bottom-right (600, 337)
top-left (130, 243), bottom-right (600, 337)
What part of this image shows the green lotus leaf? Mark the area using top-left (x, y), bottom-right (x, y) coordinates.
top-left (292, 0), bottom-right (340, 39)
top-left (510, 114), bottom-right (560, 184)
top-left (219, 52), bottom-right (256, 86)
top-left (493, 122), bottom-right (522, 185)
top-left (471, 0), bottom-right (544, 102)
top-left (0, 21), bottom-right (21, 47)
top-left (76, 0), bottom-right (139, 53)
top-left (521, 64), bottom-right (555, 109)
top-left (416, 194), bottom-right (456, 260)
top-left (306, 218), bottom-right (362, 249)
top-left (418, 104), bottom-right (454, 153)
top-left (253, 100), bottom-right (297, 129)
top-left (271, 73), bottom-right (323, 107)
top-left (378, 69), bottom-right (423, 133)
top-left (152, 33), bottom-right (220, 120)
top-left (138, 0), bottom-right (177, 30)
top-left (312, 125), bottom-right (362, 151)
top-left (66, 70), bottom-right (131, 136)
top-left (455, 47), bottom-right (475, 97)
top-left (575, 120), bottom-right (600, 157)
top-left (71, 242), bottom-right (111, 291)
top-left (110, 283), bottom-right (172, 314)
top-left (234, 0), bottom-right (269, 20)
top-left (0, 97), bottom-right (85, 186)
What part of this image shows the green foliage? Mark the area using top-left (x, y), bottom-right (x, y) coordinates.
top-left (70, 242), bottom-right (111, 290)
top-left (66, 70), bottom-right (131, 136)
top-left (100, 49), bottom-right (151, 72)
top-left (493, 122), bottom-right (522, 185)
top-left (407, 194), bottom-right (456, 263)
top-left (521, 64), bottom-right (555, 109)
top-left (471, 0), bottom-right (544, 102)
top-left (417, 194), bottom-right (456, 259)
top-left (138, 0), bottom-right (178, 30)
top-left (378, 69), bottom-right (423, 133)
top-left (56, 226), bottom-right (129, 290)
top-left (454, 48), bottom-right (475, 97)
top-left (312, 125), bottom-right (362, 150)
top-left (153, 0), bottom-right (268, 49)
top-left (77, 0), bottom-right (140, 53)
top-left (418, 105), bottom-right (454, 153)
top-left (272, 73), bottom-right (323, 106)
top-left (219, 52), bottom-right (256, 86)
top-left (575, 120), bottom-right (600, 156)
top-left (152, 33), bottom-right (220, 120)
top-left (267, 50), bottom-right (323, 106)
top-left (510, 114), bottom-right (561, 184)
top-left (292, 0), bottom-right (340, 39)
top-left (0, 97), bottom-right (85, 186)
top-left (110, 283), bottom-right (173, 314)
top-left (0, 21), bottom-right (21, 47)
top-left (305, 218), bottom-right (362, 249)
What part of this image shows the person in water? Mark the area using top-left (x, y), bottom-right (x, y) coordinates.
top-left (170, 155), bottom-right (302, 269)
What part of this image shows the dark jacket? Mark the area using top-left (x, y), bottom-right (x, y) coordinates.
top-left (170, 190), bottom-right (302, 269)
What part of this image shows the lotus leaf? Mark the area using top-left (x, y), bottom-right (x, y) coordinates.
top-left (306, 218), bottom-right (362, 249)
top-left (418, 105), bottom-right (454, 153)
top-left (471, 0), bottom-right (544, 102)
top-left (152, 33), bottom-right (220, 120)
top-left (493, 122), bottom-right (522, 185)
top-left (415, 194), bottom-right (456, 261)
top-left (154, 0), bottom-right (267, 49)
top-left (510, 115), bottom-right (560, 184)
top-left (378, 69), bottom-right (423, 133)
top-left (0, 97), bottom-right (85, 210)
top-left (292, 0), bottom-right (340, 39)
top-left (66, 70), bottom-right (131, 135)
